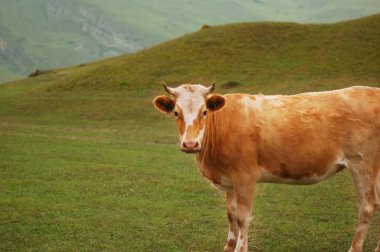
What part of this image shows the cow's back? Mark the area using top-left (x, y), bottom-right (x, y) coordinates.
top-left (256, 86), bottom-right (380, 137)
top-left (205, 86), bottom-right (380, 182)
top-left (203, 86), bottom-right (379, 159)
top-left (255, 86), bottom-right (380, 181)
top-left (338, 86), bottom-right (380, 127)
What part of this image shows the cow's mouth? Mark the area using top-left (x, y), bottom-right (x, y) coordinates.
top-left (180, 147), bottom-right (201, 153)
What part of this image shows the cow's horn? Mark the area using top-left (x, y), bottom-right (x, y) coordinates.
top-left (207, 81), bottom-right (216, 94)
top-left (162, 82), bottom-right (176, 96)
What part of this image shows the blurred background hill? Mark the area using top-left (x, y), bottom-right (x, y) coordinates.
top-left (1, 0), bottom-right (380, 83)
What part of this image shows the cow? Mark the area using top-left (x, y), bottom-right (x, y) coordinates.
top-left (152, 83), bottom-right (380, 252)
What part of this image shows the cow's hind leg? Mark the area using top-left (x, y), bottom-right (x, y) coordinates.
top-left (349, 197), bottom-right (376, 252)
top-left (374, 168), bottom-right (380, 252)
top-left (376, 217), bottom-right (380, 252)
top-left (348, 159), bottom-right (379, 252)
top-left (224, 190), bottom-right (239, 252)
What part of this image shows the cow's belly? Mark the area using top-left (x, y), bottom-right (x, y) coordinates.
top-left (257, 157), bottom-right (347, 185)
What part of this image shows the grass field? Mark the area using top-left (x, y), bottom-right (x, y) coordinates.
top-left (1, 111), bottom-right (376, 252)
top-left (1, 14), bottom-right (380, 251)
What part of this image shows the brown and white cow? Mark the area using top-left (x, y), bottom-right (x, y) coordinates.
top-left (153, 83), bottom-right (380, 252)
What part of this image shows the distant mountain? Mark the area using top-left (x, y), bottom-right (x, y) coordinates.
top-left (0, 0), bottom-right (379, 83)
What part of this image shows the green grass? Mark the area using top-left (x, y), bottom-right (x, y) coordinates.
top-left (1, 15), bottom-right (380, 251)
top-left (0, 107), bottom-right (229, 251)
top-left (0, 119), bottom-right (377, 251)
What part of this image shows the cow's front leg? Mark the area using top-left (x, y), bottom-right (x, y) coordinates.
top-left (224, 190), bottom-right (239, 252)
top-left (233, 175), bottom-right (256, 252)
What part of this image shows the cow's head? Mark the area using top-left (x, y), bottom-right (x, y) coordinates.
top-left (153, 83), bottom-right (225, 153)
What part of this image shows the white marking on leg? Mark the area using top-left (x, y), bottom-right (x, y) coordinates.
top-left (364, 203), bottom-right (374, 214)
top-left (227, 230), bottom-right (235, 241)
top-left (234, 231), bottom-right (244, 252)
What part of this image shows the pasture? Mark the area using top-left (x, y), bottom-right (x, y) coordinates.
top-left (1, 85), bottom-right (379, 252)
top-left (1, 14), bottom-right (380, 251)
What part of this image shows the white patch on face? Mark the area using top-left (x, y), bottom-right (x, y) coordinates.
top-left (234, 231), bottom-right (244, 252)
top-left (179, 98), bottom-right (203, 127)
top-left (175, 85), bottom-right (207, 143)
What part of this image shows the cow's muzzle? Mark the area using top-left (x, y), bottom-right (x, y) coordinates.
top-left (181, 140), bottom-right (201, 153)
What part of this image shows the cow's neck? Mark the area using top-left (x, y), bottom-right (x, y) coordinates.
top-left (196, 110), bottom-right (224, 165)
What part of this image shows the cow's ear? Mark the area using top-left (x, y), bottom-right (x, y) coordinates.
top-left (206, 95), bottom-right (225, 111)
top-left (153, 95), bottom-right (175, 113)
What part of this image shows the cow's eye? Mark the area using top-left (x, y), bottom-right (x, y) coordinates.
top-left (174, 111), bottom-right (178, 117)
top-left (203, 110), bottom-right (207, 116)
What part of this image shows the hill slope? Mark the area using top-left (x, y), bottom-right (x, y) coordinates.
top-left (1, 0), bottom-right (379, 83)
top-left (0, 13), bottom-right (379, 126)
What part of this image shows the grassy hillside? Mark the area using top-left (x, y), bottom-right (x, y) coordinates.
top-left (1, 0), bottom-right (379, 83)
top-left (4, 12), bottom-right (378, 98)
top-left (1, 14), bottom-right (380, 251)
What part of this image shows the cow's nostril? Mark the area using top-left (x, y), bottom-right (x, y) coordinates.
top-left (182, 141), bottom-right (199, 150)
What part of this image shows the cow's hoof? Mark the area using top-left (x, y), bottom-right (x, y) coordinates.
top-left (224, 239), bottom-right (236, 252)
